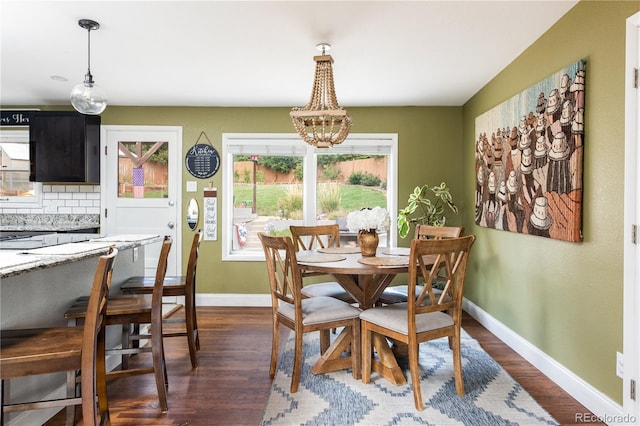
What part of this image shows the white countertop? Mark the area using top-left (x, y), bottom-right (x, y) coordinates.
top-left (0, 234), bottom-right (162, 279)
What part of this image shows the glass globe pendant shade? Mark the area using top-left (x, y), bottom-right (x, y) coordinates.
top-left (70, 19), bottom-right (107, 115)
top-left (70, 79), bottom-right (107, 115)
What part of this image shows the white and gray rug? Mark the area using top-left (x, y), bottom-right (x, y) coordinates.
top-left (260, 329), bottom-right (558, 425)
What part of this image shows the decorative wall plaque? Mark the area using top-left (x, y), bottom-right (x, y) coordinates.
top-left (0, 110), bottom-right (34, 126)
top-left (185, 132), bottom-right (220, 179)
top-left (203, 188), bottom-right (218, 241)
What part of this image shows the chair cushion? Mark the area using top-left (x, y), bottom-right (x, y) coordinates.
top-left (359, 303), bottom-right (453, 335)
top-left (301, 282), bottom-right (353, 302)
top-left (278, 296), bottom-right (361, 325)
top-left (379, 285), bottom-right (445, 304)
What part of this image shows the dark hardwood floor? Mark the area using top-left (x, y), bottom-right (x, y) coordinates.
top-left (46, 306), bottom-right (602, 425)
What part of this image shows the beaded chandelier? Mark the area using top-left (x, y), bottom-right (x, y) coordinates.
top-left (290, 44), bottom-right (352, 148)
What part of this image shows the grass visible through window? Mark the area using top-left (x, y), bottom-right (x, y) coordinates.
top-left (234, 183), bottom-right (386, 218)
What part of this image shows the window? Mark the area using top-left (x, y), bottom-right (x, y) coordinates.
top-left (0, 129), bottom-right (41, 206)
top-left (117, 141), bottom-right (169, 199)
top-left (222, 133), bottom-right (398, 261)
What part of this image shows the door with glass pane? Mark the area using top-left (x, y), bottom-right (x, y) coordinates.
top-left (102, 126), bottom-right (181, 276)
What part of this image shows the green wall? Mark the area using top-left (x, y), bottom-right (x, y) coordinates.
top-left (98, 106), bottom-right (463, 294)
top-left (462, 1), bottom-right (639, 404)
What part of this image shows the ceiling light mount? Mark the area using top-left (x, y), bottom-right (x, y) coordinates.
top-left (316, 43), bottom-right (330, 54)
top-left (290, 43), bottom-right (352, 148)
top-left (78, 18), bottom-right (100, 32)
top-left (70, 18), bottom-right (107, 115)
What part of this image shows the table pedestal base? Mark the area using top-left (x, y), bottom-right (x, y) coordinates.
top-left (311, 327), bottom-right (360, 379)
top-left (311, 328), bottom-right (407, 386)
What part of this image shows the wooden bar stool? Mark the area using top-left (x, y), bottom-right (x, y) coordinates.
top-left (1, 247), bottom-right (117, 426)
top-left (120, 230), bottom-right (202, 368)
top-left (65, 236), bottom-right (172, 412)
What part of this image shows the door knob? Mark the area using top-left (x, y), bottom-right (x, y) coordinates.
top-left (167, 222), bottom-right (175, 229)
top-left (168, 200), bottom-right (175, 206)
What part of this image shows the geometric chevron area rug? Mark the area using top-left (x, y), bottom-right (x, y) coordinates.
top-left (260, 329), bottom-right (558, 426)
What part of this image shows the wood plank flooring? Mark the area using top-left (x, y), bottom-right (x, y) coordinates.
top-left (46, 306), bottom-right (603, 425)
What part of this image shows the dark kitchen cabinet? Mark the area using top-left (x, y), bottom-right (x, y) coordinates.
top-left (29, 111), bottom-right (100, 183)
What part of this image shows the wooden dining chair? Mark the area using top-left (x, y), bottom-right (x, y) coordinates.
top-left (120, 230), bottom-right (203, 368)
top-left (360, 235), bottom-right (476, 410)
top-left (289, 224), bottom-right (354, 303)
top-left (378, 225), bottom-right (464, 305)
top-left (1, 247), bottom-right (117, 426)
top-left (258, 232), bottom-right (362, 393)
top-left (65, 236), bottom-right (172, 412)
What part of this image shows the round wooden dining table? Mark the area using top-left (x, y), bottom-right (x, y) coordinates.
top-left (296, 246), bottom-right (414, 386)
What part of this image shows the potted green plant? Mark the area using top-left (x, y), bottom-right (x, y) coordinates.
top-left (397, 182), bottom-right (459, 238)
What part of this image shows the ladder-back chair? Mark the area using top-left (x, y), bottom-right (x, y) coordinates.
top-left (360, 235), bottom-right (476, 410)
top-left (378, 225), bottom-right (464, 305)
top-left (65, 236), bottom-right (172, 412)
top-left (258, 232), bottom-right (361, 393)
top-left (1, 247), bottom-right (117, 425)
top-left (289, 224), bottom-right (354, 303)
top-left (121, 230), bottom-right (202, 368)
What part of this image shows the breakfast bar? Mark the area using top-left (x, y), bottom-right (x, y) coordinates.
top-left (0, 234), bottom-right (162, 327)
top-left (0, 234), bottom-right (162, 425)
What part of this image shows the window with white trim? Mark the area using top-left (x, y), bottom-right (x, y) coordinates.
top-left (222, 133), bottom-right (398, 261)
top-left (0, 129), bottom-right (42, 206)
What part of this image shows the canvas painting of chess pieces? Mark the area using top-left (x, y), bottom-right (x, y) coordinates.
top-left (474, 59), bottom-right (585, 242)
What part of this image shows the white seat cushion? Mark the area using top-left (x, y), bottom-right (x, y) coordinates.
top-left (379, 285), bottom-right (444, 304)
top-left (301, 282), bottom-right (353, 302)
top-left (279, 296), bottom-right (361, 325)
top-left (359, 302), bottom-right (453, 335)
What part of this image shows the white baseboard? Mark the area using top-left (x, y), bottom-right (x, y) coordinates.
top-left (463, 298), bottom-right (624, 423)
top-left (196, 293), bottom-right (271, 307)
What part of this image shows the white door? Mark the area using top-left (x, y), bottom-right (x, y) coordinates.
top-left (101, 125), bottom-right (182, 276)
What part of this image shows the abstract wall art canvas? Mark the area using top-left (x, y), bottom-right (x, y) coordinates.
top-left (474, 59), bottom-right (585, 242)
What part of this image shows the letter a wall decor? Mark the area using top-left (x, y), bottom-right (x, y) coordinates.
top-left (474, 59), bottom-right (585, 242)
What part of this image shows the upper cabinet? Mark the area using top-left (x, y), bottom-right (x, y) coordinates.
top-left (29, 111), bottom-right (100, 183)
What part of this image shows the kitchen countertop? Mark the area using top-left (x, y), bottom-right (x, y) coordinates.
top-left (0, 234), bottom-right (162, 279)
top-left (0, 213), bottom-right (100, 232)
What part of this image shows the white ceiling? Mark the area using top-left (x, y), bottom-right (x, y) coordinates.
top-left (1, 0), bottom-right (578, 108)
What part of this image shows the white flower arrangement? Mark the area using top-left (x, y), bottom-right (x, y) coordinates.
top-left (346, 206), bottom-right (390, 232)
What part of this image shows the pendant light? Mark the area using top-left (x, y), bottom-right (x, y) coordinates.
top-left (70, 19), bottom-right (107, 115)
